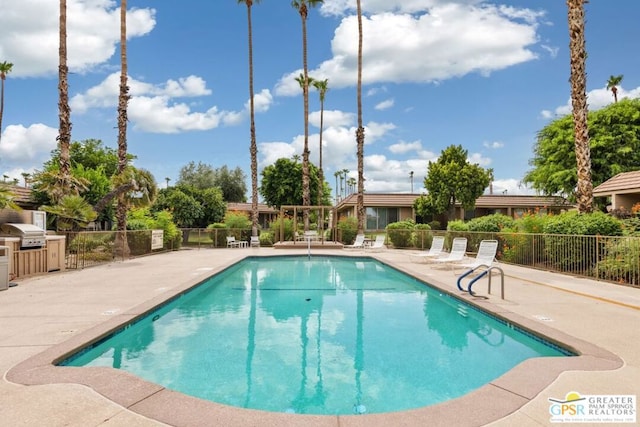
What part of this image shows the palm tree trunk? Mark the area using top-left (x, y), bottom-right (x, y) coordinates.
top-left (116, 0), bottom-right (130, 257)
top-left (58, 0), bottom-right (72, 192)
top-left (567, 0), bottom-right (593, 213)
top-left (300, 4), bottom-right (311, 231)
top-left (355, 0), bottom-right (365, 233)
top-left (246, 1), bottom-right (259, 237)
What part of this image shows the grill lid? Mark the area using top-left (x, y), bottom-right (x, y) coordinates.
top-left (1, 223), bottom-right (46, 237)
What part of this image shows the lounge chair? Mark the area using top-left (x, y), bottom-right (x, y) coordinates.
top-left (409, 236), bottom-right (445, 262)
top-left (365, 234), bottom-right (386, 252)
top-left (226, 236), bottom-right (243, 248)
top-left (454, 239), bottom-right (498, 272)
top-left (427, 237), bottom-right (468, 267)
top-left (250, 236), bottom-right (260, 248)
top-left (344, 234), bottom-right (366, 249)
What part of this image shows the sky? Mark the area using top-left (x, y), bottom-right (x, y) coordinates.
top-left (1, 0), bottom-right (639, 200)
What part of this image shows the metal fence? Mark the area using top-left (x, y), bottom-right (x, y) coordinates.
top-left (406, 229), bottom-right (640, 287)
top-left (60, 228), bottom-right (640, 287)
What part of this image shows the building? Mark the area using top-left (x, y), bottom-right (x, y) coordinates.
top-left (593, 170), bottom-right (640, 212)
top-left (334, 193), bottom-right (572, 231)
top-left (226, 202), bottom-right (279, 229)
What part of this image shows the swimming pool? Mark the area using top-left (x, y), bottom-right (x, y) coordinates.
top-left (62, 256), bottom-right (571, 415)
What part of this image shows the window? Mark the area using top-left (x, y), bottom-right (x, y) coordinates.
top-left (366, 207), bottom-right (399, 230)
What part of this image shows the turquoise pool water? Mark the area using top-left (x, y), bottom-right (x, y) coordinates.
top-left (63, 256), bottom-right (571, 415)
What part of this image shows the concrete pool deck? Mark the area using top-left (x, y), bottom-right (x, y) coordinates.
top-left (1, 247), bottom-right (638, 427)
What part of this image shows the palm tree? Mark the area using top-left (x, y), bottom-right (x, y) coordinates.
top-left (238, 0), bottom-right (261, 238)
top-left (312, 78), bottom-right (328, 205)
top-left (116, 0), bottom-right (131, 255)
top-left (0, 61), bottom-right (13, 144)
top-left (58, 0), bottom-right (72, 194)
top-left (21, 172), bottom-right (31, 187)
top-left (292, 0), bottom-right (323, 231)
top-left (41, 195), bottom-right (97, 231)
top-left (0, 184), bottom-right (20, 210)
top-left (333, 170), bottom-right (340, 203)
top-left (94, 167), bottom-right (158, 215)
top-left (341, 168), bottom-right (349, 199)
top-left (355, 0), bottom-right (366, 232)
top-left (606, 74), bottom-right (623, 103)
top-left (567, 0), bottom-right (593, 213)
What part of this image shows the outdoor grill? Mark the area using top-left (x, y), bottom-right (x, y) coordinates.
top-left (0, 223), bottom-right (47, 248)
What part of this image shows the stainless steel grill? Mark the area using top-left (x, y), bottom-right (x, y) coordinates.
top-left (0, 223), bottom-right (47, 248)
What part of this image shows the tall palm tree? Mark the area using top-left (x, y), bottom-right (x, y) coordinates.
top-left (355, 0), bottom-right (366, 232)
top-left (292, 0), bottom-right (323, 231)
top-left (312, 78), bottom-right (328, 205)
top-left (238, 0), bottom-right (260, 238)
top-left (333, 170), bottom-right (340, 203)
top-left (0, 61), bottom-right (13, 144)
top-left (606, 74), bottom-right (623, 103)
top-left (567, 0), bottom-right (593, 213)
top-left (58, 0), bottom-right (72, 194)
top-left (116, 0), bottom-right (131, 254)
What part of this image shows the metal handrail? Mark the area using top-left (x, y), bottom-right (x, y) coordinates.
top-left (456, 265), bottom-right (506, 299)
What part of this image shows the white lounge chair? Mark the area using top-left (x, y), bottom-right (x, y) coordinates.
top-left (409, 236), bottom-right (445, 262)
top-left (250, 235), bottom-right (260, 248)
top-left (365, 234), bottom-right (386, 252)
top-left (427, 237), bottom-right (468, 267)
top-left (226, 236), bottom-right (243, 248)
top-left (455, 239), bottom-right (498, 272)
top-left (344, 234), bottom-right (366, 249)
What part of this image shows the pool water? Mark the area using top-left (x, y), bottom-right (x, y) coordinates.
top-left (63, 256), bottom-right (570, 415)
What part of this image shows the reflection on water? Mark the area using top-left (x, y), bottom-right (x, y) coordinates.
top-left (63, 256), bottom-right (568, 415)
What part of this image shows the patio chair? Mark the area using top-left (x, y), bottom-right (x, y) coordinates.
top-left (409, 236), bottom-right (445, 262)
top-left (365, 234), bottom-right (387, 252)
top-left (250, 235), bottom-right (260, 248)
top-left (226, 236), bottom-right (242, 248)
top-left (454, 239), bottom-right (498, 273)
top-left (426, 237), bottom-right (468, 267)
top-left (344, 234), bottom-right (366, 249)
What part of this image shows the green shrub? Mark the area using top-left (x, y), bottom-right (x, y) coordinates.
top-left (446, 220), bottom-right (468, 231)
top-left (596, 237), bottom-right (640, 284)
top-left (621, 217), bottom-right (640, 236)
top-left (207, 223), bottom-right (229, 247)
top-left (514, 212), bottom-right (549, 233)
top-left (259, 232), bottom-right (274, 246)
top-left (269, 217), bottom-right (294, 242)
top-left (337, 217), bottom-right (358, 244)
top-left (543, 212), bottom-right (623, 273)
top-left (467, 214), bottom-right (514, 232)
top-left (386, 220), bottom-right (415, 248)
top-left (413, 223), bottom-right (432, 249)
top-left (224, 211), bottom-right (252, 241)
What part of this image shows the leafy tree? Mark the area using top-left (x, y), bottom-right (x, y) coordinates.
top-left (177, 161), bottom-right (217, 189)
top-left (260, 157), bottom-right (330, 208)
top-left (414, 145), bottom-right (492, 223)
top-left (606, 74), bottom-right (623, 103)
top-left (214, 165), bottom-right (247, 202)
top-left (524, 98), bottom-right (640, 199)
top-left (0, 60), bottom-right (14, 143)
top-left (0, 184), bottom-right (20, 210)
top-left (152, 187), bottom-right (204, 228)
top-left (567, 0), bottom-right (593, 213)
top-left (41, 195), bottom-right (97, 231)
top-left (151, 185), bottom-right (225, 228)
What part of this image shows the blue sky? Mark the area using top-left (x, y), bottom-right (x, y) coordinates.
top-left (1, 0), bottom-right (639, 199)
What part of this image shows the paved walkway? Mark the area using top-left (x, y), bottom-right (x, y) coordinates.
top-left (1, 247), bottom-right (638, 426)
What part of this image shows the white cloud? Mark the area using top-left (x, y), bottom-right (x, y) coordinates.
top-left (490, 178), bottom-right (535, 195)
top-left (276, 2), bottom-right (544, 95)
top-left (70, 72), bottom-right (255, 133)
top-left (542, 86), bottom-right (640, 118)
top-left (468, 152), bottom-right (492, 167)
top-left (309, 110), bottom-right (355, 128)
top-left (483, 141), bottom-right (504, 149)
top-left (375, 98), bottom-right (394, 110)
top-left (0, 123), bottom-right (58, 162)
top-left (389, 140), bottom-right (422, 154)
top-left (0, 0), bottom-right (156, 77)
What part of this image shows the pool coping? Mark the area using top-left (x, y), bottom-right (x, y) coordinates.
top-left (6, 252), bottom-right (624, 427)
